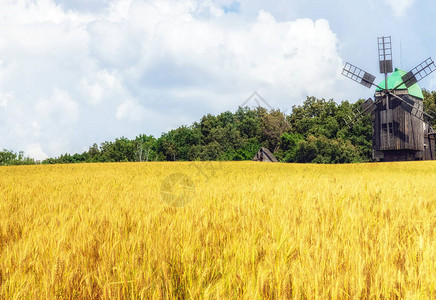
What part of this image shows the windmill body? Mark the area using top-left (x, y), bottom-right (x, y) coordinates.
top-left (342, 37), bottom-right (436, 162)
top-left (372, 69), bottom-right (425, 161)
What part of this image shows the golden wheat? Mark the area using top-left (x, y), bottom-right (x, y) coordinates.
top-left (0, 161), bottom-right (435, 298)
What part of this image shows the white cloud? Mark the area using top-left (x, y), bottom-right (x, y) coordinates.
top-left (384, 0), bottom-right (416, 17)
top-left (0, 0), bottom-right (344, 158)
top-left (116, 99), bottom-right (146, 121)
top-left (92, 1), bottom-right (342, 108)
top-left (25, 144), bottom-right (48, 161)
top-left (0, 93), bottom-right (13, 108)
top-left (35, 88), bottom-right (79, 125)
top-left (80, 70), bottom-right (123, 106)
top-left (31, 121), bottom-right (41, 138)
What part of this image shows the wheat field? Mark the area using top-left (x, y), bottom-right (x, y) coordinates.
top-left (0, 161), bottom-right (435, 299)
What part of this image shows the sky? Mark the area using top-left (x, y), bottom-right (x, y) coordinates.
top-left (1, 0), bottom-right (436, 160)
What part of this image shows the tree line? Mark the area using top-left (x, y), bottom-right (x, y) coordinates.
top-left (2, 91), bottom-right (436, 166)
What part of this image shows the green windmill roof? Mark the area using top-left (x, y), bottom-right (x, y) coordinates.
top-left (376, 68), bottom-right (423, 99)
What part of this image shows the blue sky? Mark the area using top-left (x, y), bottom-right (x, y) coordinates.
top-left (1, 0), bottom-right (435, 159)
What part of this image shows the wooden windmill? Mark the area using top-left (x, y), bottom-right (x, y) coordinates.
top-left (342, 36), bottom-right (436, 161)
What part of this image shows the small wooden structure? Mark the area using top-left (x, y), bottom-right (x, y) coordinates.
top-left (424, 125), bottom-right (436, 160)
top-left (252, 147), bottom-right (278, 162)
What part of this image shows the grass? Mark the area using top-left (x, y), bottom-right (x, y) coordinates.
top-left (0, 161), bottom-right (435, 298)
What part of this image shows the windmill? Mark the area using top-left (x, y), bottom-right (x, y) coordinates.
top-left (342, 36), bottom-right (436, 161)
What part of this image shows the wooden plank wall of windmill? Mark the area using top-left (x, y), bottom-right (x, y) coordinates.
top-left (374, 95), bottom-right (425, 157)
top-left (410, 99), bottom-right (424, 151)
top-left (398, 97), bottom-right (422, 151)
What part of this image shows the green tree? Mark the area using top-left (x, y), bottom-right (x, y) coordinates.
top-left (295, 135), bottom-right (363, 164)
top-left (235, 107), bottom-right (261, 139)
top-left (100, 137), bottom-right (135, 162)
top-left (259, 108), bottom-right (290, 152)
top-left (134, 135), bottom-right (156, 162)
top-left (0, 149), bottom-right (36, 166)
top-left (156, 126), bottom-right (201, 161)
top-left (279, 132), bottom-right (304, 162)
top-left (423, 89), bottom-right (436, 127)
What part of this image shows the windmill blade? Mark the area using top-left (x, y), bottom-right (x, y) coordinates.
top-left (378, 36), bottom-right (393, 74)
top-left (360, 98), bottom-right (377, 115)
top-left (428, 108), bottom-right (436, 118)
top-left (400, 96), bottom-right (416, 113)
top-left (423, 106), bottom-right (436, 120)
top-left (398, 58), bottom-right (436, 89)
top-left (344, 98), bottom-right (376, 127)
top-left (342, 62), bottom-right (377, 88)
